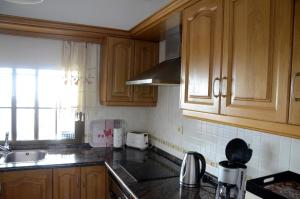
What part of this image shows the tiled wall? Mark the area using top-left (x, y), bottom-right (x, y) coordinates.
top-left (88, 43), bottom-right (300, 179)
top-left (147, 86), bottom-right (300, 178)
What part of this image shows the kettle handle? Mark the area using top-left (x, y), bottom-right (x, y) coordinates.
top-left (196, 153), bottom-right (206, 177)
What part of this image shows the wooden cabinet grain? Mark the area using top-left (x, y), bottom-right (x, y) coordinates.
top-left (289, 0), bottom-right (300, 125)
top-left (133, 40), bottom-right (158, 105)
top-left (181, 0), bottom-right (298, 138)
top-left (100, 37), bottom-right (158, 106)
top-left (81, 166), bottom-right (106, 199)
top-left (53, 166), bottom-right (106, 199)
top-left (181, 0), bottom-right (223, 114)
top-left (100, 37), bottom-right (135, 104)
top-left (0, 169), bottom-right (52, 199)
top-left (0, 166), bottom-right (106, 199)
top-left (220, 0), bottom-right (293, 123)
top-left (53, 167), bottom-right (81, 199)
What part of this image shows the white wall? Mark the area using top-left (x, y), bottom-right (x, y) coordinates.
top-left (0, 34), bottom-right (63, 68)
top-left (147, 83), bottom-right (300, 179)
top-left (0, 0), bottom-right (170, 30)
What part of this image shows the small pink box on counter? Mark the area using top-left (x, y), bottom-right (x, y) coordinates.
top-left (89, 119), bottom-right (124, 147)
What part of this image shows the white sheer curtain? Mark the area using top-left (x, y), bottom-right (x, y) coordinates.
top-left (61, 41), bottom-right (100, 112)
top-left (61, 41), bottom-right (100, 140)
top-left (62, 41), bottom-right (86, 112)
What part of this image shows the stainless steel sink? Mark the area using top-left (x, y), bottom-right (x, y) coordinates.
top-left (4, 150), bottom-right (46, 163)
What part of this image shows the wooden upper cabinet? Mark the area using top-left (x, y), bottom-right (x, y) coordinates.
top-left (102, 37), bottom-right (134, 103)
top-left (53, 167), bottom-right (81, 199)
top-left (81, 166), bottom-right (106, 199)
top-left (100, 37), bottom-right (158, 106)
top-left (0, 169), bottom-right (52, 199)
top-left (181, 0), bottom-right (223, 113)
top-left (220, 0), bottom-right (293, 122)
top-left (133, 40), bottom-right (158, 105)
top-left (289, 0), bottom-right (300, 125)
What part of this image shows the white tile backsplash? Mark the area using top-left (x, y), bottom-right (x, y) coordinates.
top-left (146, 86), bottom-right (300, 179)
top-left (89, 52), bottom-right (300, 179)
top-left (290, 138), bottom-right (300, 174)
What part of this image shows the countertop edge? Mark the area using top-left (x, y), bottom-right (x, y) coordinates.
top-left (105, 161), bottom-right (139, 199)
top-left (0, 161), bottom-right (106, 172)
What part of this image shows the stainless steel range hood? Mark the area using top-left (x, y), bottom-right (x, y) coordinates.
top-left (126, 27), bottom-right (181, 86)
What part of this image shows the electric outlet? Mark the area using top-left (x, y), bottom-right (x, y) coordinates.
top-left (177, 125), bottom-right (183, 135)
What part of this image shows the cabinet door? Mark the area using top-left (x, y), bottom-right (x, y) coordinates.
top-left (0, 169), bottom-right (52, 199)
top-left (180, 0), bottom-right (223, 113)
top-left (221, 0), bottom-right (293, 122)
top-left (106, 37), bottom-right (134, 103)
top-left (81, 166), bottom-right (106, 199)
top-left (133, 41), bottom-right (158, 105)
top-left (53, 167), bottom-right (81, 199)
top-left (289, 0), bottom-right (300, 125)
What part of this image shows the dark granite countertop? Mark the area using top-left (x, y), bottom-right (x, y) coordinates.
top-left (0, 146), bottom-right (113, 171)
top-left (105, 148), bottom-right (216, 199)
top-left (0, 145), bottom-right (217, 199)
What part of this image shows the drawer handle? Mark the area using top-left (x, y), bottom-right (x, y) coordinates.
top-left (292, 72), bottom-right (300, 102)
top-left (213, 77), bottom-right (221, 98)
top-left (221, 77), bottom-right (228, 98)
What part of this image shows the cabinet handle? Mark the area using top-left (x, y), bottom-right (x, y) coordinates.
top-left (76, 176), bottom-right (80, 187)
top-left (213, 77), bottom-right (221, 98)
top-left (292, 72), bottom-right (300, 102)
top-left (221, 77), bottom-right (228, 98)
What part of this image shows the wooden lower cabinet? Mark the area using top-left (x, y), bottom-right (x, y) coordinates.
top-left (0, 166), bottom-right (106, 199)
top-left (81, 166), bottom-right (106, 199)
top-left (53, 167), bottom-right (81, 199)
top-left (0, 169), bottom-right (52, 199)
top-left (53, 166), bottom-right (106, 199)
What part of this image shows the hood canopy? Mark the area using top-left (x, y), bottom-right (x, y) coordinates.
top-left (126, 57), bottom-right (181, 86)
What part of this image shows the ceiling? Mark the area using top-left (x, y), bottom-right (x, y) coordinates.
top-left (0, 0), bottom-right (170, 30)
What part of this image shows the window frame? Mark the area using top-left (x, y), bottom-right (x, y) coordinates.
top-left (0, 67), bottom-right (84, 146)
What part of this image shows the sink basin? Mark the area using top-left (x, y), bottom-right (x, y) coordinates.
top-left (4, 150), bottom-right (46, 163)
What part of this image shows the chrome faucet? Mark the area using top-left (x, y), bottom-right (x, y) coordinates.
top-left (0, 132), bottom-right (10, 153)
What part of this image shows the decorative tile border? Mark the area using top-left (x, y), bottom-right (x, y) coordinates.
top-left (149, 134), bottom-right (255, 180)
top-left (149, 134), bottom-right (218, 169)
top-left (149, 134), bottom-right (185, 153)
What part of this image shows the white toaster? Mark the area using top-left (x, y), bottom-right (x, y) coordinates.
top-left (126, 131), bottom-right (148, 150)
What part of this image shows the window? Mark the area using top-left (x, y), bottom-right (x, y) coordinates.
top-left (0, 67), bottom-right (78, 141)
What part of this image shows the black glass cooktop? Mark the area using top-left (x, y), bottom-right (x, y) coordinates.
top-left (120, 159), bottom-right (179, 182)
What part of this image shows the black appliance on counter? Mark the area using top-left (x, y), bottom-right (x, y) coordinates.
top-left (120, 160), bottom-right (179, 182)
top-left (247, 171), bottom-right (300, 199)
top-left (107, 148), bottom-right (218, 199)
top-left (108, 150), bottom-right (180, 199)
top-left (215, 138), bottom-right (253, 199)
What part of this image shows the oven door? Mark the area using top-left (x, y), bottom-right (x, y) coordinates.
top-left (108, 173), bottom-right (130, 199)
